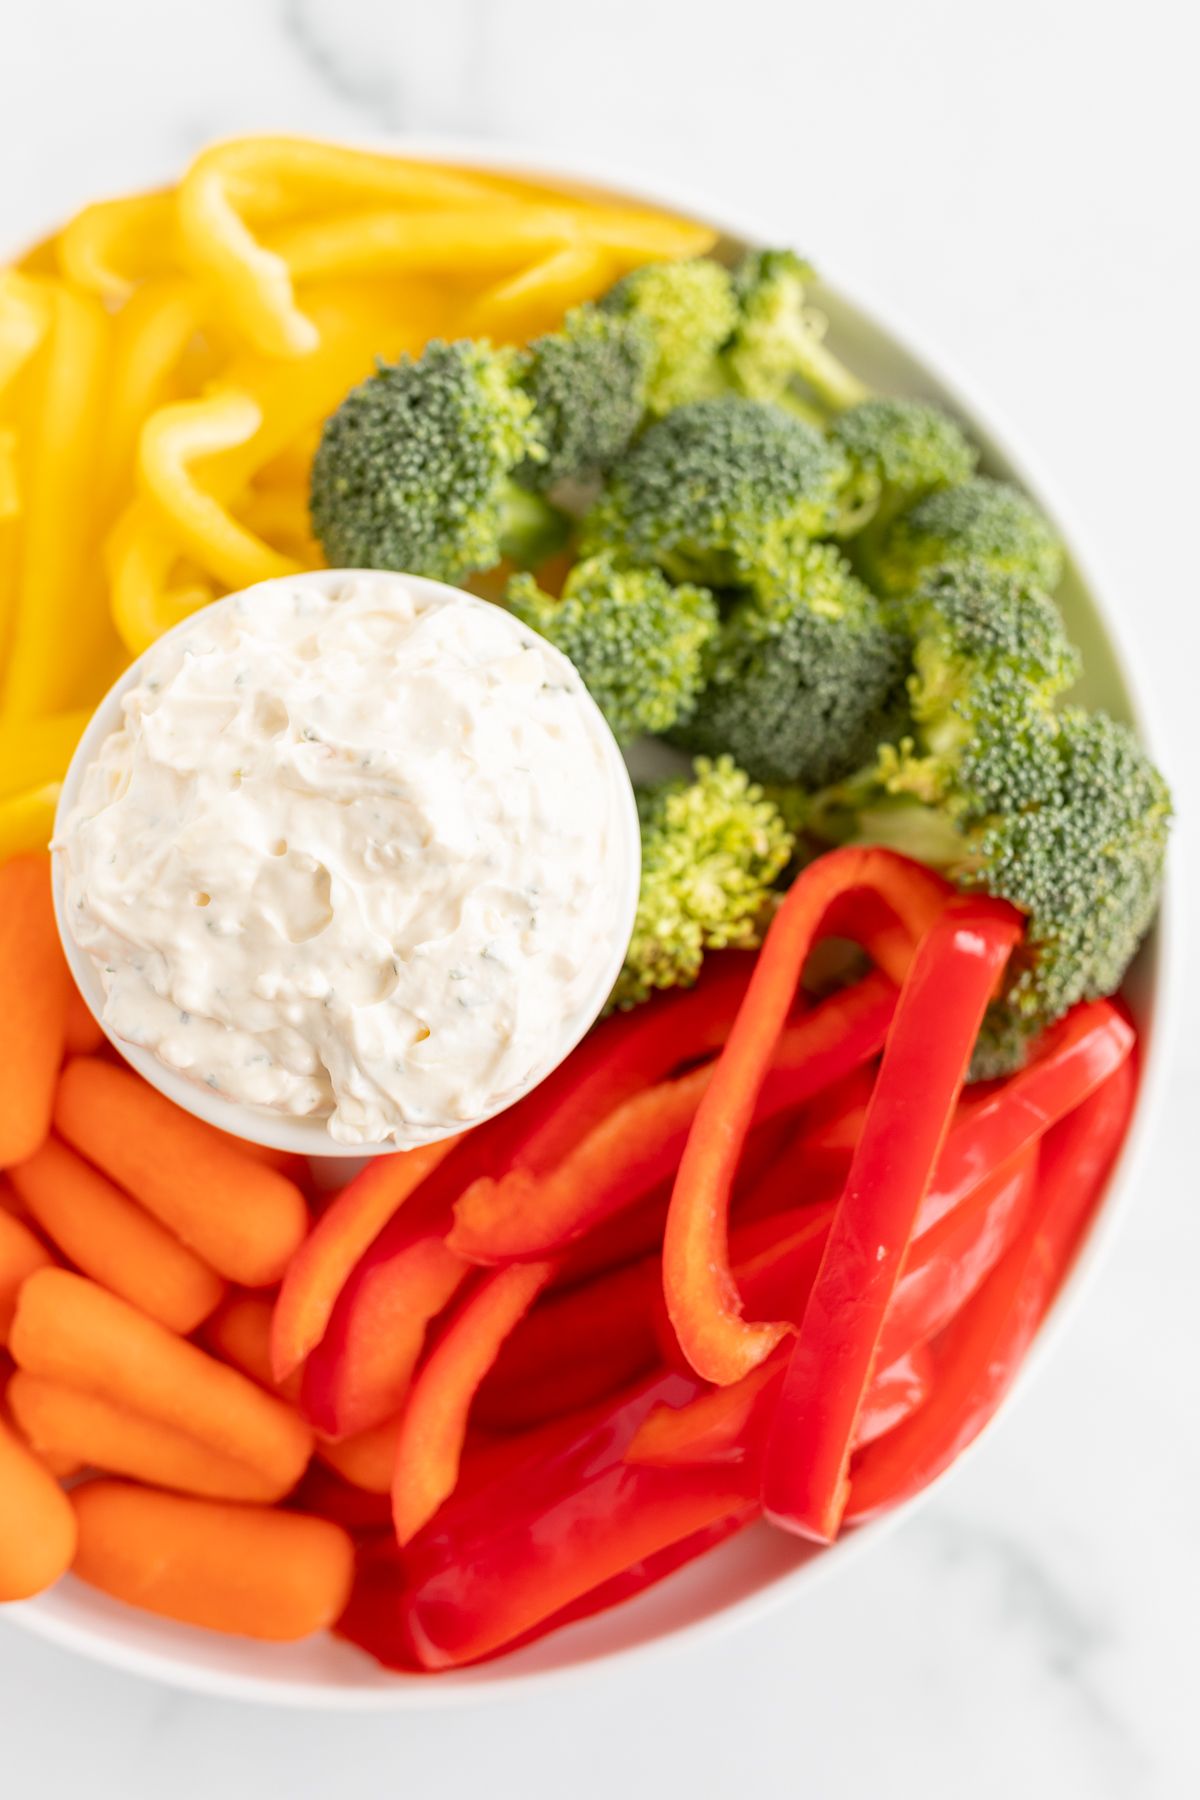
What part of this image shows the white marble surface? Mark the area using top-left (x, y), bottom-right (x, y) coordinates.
top-left (3, 1), bottom-right (1199, 1793)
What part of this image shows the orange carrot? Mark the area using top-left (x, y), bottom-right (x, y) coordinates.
top-left (392, 1261), bottom-right (555, 1545)
top-left (202, 1292), bottom-right (302, 1404)
top-left (0, 1208), bottom-right (54, 1344)
top-left (12, 1269), bottom-right (312, 1494)
top-left (8, 1372), bottom-right (287, 1502)
top-left (71, 1481), bottom-right (355, 1640)
top-left (271, 1136), bottom-right (460, 1382)
top-left (0, 1412), bottom-right (77, 1600)
top-left (9, 1135), bottom-right (225, 1334)
top-left (63, 984), bottom-right (104, 1057)
top-left (0, 855), bottom-right (70, 1166)
top-left (316, 1419), bottom-right (398, 1494)
top-left (0, 1173), bottom-right (28, 1218)
top-left (54, 1058), bottom-right (309, 1285)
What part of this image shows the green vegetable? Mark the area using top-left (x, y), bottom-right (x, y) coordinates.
top-left (515, 306), bottom-right (651, 490)
top-left (612, 755), bottom-right (795, 1009)
top-left (798, 565), bottom-right (1169, 1072)
top-left (670, 543), bottom-right (907, 787)
top-left (599, 259), bottom-right (739, 417)
top-left (309, 339), bottom-right (566, 585)
top-left (830, 396), bottom-right (978, 532)
top-left (723, 248), bottom-right (869, 414)
top-left (862, 475), bottom-right (1064, 596)
top-left (582, 396), bottom-right (850, 587)
top-left (504, 554), bottom-right (718, 745)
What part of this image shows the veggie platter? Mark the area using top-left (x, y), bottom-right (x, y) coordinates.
top-left (0, 136), bottom-right (1171, 1691)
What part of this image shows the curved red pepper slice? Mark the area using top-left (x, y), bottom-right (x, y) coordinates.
top-left (845, 1053), bottom-right (1137, 1523)
top-left (663, 848), bottom-right (954, 1388)
top-left (761, 894), bottom-right (1022, 1540)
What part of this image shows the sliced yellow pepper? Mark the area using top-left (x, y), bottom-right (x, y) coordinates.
top-left (0, 426), bottom-right (18, 521)
top-left (138, 391), bottom-right (301, 592)
top-left (98, 277), bottom-right (206, 518)
top-left (107, 501), bottom-right (216, 657)
top-left (1, 280), bottom-right (117, 721)
top-left (56, 190), bottom-right (180, 302)
top-left (235, 486), bottom-right (323, 566)
top-left (464, 244), bottom-right (615, 343)
top-left (0, 709), bottom-right (90, 800)
top-left (0, 782), bottom-right (61, 858)
top-left (0, 270), bottom-right (54, 400)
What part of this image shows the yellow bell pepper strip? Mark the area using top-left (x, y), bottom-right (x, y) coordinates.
top-left (0, 710), bottom-right (89, 801)
top-left (0, 274), bottom-right (54, 668)
top-left (137, 391), bottom-right (301, 591)
top-left (106, 501), bottom-right (215, 657)
top-left (0, 271), bottom-right (53, 397)
top-left (97, 278), bottom-right (206, 519)
top-left (391, 1261), bottom-right (557, 1546)
top-left (662, 848), bottom-right (952, 1388)
top-left (0, 427), bottom-right (18, 521)
top-left (464, 244), bottom-right (616, 343)
top-left (761, 895), bottom-right (1023, 1542)
top-left (0, 784), bottom-right (61, 858)
top-left (56, 190), bottom-right (180, 301)
top-left (175, 137), bottom-right (517, 359)
top-left (1, 282), bottom-right (115, 720)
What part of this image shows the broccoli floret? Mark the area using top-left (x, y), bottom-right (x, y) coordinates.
top-left (515, 306), bottom-right (651, 490)
top-left (612, 755), bottom-right (795, 1009)
top-left (599, 259), bottom-right (738, 416)
top-left (670, 544), bottom-right (907, 787)
top-left (831, 397), bottom-right (978, 532)
top-left (310, 339), bottom-right (567, 585)
top-left (582, 396), bottom-right (850, 587)
top-left (504, 553), bottom-right (718, 746)
top-left (723, 250), bottom-right (869, 415)
top-left (863, 475), bottom-right (1064, 597)
top-left (799, 581), bottom-right (1169, 1074)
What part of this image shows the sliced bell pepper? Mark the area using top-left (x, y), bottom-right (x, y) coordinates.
top-left (760, 894), bottom-right (1023, 1541)
top-left (271, 1135), bottom-right (462, 1382)
top-left (391, 1260), bottom-right (556, 1546)
top-left (663, 848), bottom-right (954, 1389)
top-left (845, 1054), bottom-right (1137, 1523)
top-left (450, 968), bottom-right (898, 1264)
top-left (300, 1223), bottom-right (468, 1440)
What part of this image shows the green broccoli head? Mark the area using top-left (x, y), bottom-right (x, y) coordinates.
top-left (723, 249), bottom-right (869, 415)
top-left (863, 475), bottom-right (1065, 597)
top-left (831, 397), bottom-right (978, 531)
top-left (309, 338), bottom-right (566, 585)
top-left (669, 543), bottom-right (908, 787)
top-left (599, 258), bottom-right (738, 417)
top-left (611, 755), bottom-right (795, 1009)
top-left (504, 553), bottom-right (718, 746)
top-left (515, 306), bottom-right (651, 490)
top-left (581, 396), bottom-right (850, 588)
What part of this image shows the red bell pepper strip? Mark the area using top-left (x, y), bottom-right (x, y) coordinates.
top-left (760, 894), bottom-right (1023, 1541)
top-left (450, 968), bottom-right (898, 1264)
top-left (845, 1054), bottom-right (1137, 1523)
top-left (300, 1225), bottom-right (468, 1439)
top-left (288, 1462), bottom-right (395, 1534)
top-left (271, 1136), bottom-right (461, 1382)
top-left (475, 1253), bottom-right (663, 1432)
top-left (853, 1346), bottom-right (934, 1449)
top-left (663, 848), bottom-right (955, 1388)
top-left (391, 1260), bottom-right (556, 1545)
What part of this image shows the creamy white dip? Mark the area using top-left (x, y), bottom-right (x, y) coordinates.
top-left (57, 574), bottom-right (631, 1147)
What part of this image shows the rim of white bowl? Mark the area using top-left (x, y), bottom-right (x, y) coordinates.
top-left (51, 567), bottom-right (642, 1158)
top-left (7, 136), bottom-right (1179, 1706)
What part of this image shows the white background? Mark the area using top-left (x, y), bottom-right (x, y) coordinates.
top-left (2, 1), bottom-right (1198, 1794)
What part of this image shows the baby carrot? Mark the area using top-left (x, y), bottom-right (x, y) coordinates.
top-left (11, 1269), bottom-right (312, 1495)
top-left (9, 1136), bottom-right (225, 1334)
top-left (202, 1292), bottom-right (302, 1404)
top-left (0, 855), bottom-right (70, 1166)
top-left (0, 1413), bottom-right (76, 1600)
top-left (63, 985), bottom-right (104, 1057)
top-left (0, 1208), bottom-right (53, 1344)
top-left (54, 1058), bottom-right (308, 1286)
top-left (71, 1482), bottom-right (355, 1641)
top-left (8, 1372), bottom-right (286, 1502)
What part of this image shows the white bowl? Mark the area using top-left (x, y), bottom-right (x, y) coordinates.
top-left (8, 139), bottom-right (1175, 1704)
top-left (50, 568), bottom-right (642, 1159)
